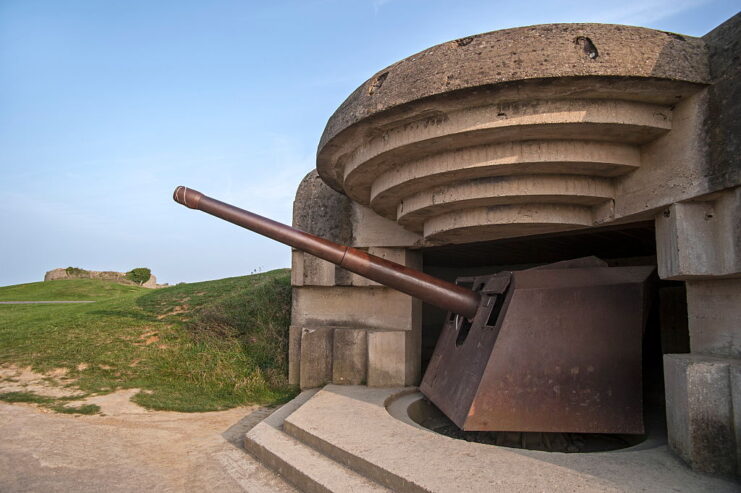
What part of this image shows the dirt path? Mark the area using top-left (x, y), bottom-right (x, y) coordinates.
top-left (0, 390), bottom-right (296, 492)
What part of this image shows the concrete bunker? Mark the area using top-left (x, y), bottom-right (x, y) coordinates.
top-left (288, 16), bottom-right (739, 475)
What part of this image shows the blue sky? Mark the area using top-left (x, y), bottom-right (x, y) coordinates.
top-left (1, 0), bottom-right (737, 286)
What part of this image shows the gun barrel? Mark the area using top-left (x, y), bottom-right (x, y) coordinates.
top-left (173, 186), bottom-right (481, 319)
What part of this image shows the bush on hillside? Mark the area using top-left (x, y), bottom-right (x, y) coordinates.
top-left (65, 266), bottom-right (89, 276)
top-left (126, 267), bottom-right (151, 285)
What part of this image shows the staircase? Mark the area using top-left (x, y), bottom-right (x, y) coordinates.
top-left (244, 385), bottom-right (741, 493)
top-left (244, 389), bottom-right (390, 493)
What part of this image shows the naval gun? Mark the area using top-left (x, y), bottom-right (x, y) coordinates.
top-left (174, 186), bottom-right (653, 435)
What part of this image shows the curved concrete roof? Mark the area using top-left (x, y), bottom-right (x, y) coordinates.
top-left (315, 23), bottom-right (712, 246)
top-left (319, 23), bottom-right (708, 150)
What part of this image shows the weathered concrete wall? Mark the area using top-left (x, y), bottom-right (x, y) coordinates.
top-left (290, 171), bottom-right (421, 388)
top-left (703, 13), bottom-right (741, 193)
top-left (44, 268), bottom-right (159, 288)
top-left (142, 275), bottom-right (158, 288)
top-left (291, 16), bottom-right (740, 477)
top-left (655, 15), bottom-right (741, 477)
top-left (660, 243), bottom-right (741, 477)
top-left (292, 287), bottom-right (417, 331)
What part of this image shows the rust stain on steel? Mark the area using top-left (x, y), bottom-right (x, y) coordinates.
top-left (421, 263), bottom-right (654, 434)
top-left (173, 186), bottom-right (481, 319)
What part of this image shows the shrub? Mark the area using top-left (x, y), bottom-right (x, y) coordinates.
top-left (126, 267), bottom-right (151, 285)
top-left (65, 266), bottom-right (89, 277)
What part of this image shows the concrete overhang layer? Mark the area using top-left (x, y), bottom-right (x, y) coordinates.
top-left (316, 23), bottom-right (710, 245)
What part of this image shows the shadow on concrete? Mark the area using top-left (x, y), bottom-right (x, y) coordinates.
top-left (221, 406), bottom-right (276, 450)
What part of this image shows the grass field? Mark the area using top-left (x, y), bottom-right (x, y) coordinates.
top-left (0, 271), bottom-right (297, 413)
top-left (0, 278), bottom-right (143, 301)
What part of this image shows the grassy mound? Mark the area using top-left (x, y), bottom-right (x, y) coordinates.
top-left (0, 279), bottom-right (144, 301)
top-left (0, 271), bottom-right (297, 412)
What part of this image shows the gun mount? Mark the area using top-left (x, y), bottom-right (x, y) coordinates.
top-left (174, 186), bottom-right (654, 434)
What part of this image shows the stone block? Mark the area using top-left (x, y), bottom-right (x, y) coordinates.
top-left (294, 247), bottom-right (354, 288)
top-left (332, 329), bottom-right (367, 385)
top-left (686, 278), bottom-right (741, 358)
top-left (288, 325), bottom-right (301, 386)
top-left (367, 331), bottom-right (406, 387)
top-left (292, 249), bottom-right (341, 287)
top-left (351, 202), bottom-right (421, 248)
top-left (334, 264), bottom-right (353, 286)
top-left (302, 255), bottom-right (336, 286)
top-left (290, 251), bottom-right (304, 287)
top-left (656, 200), bottom-right (714, 279)
top-left (664, 354), bottom-right (738, 475)
top-left (367, 330), bottom-right (420, 387)
top-left (299, 328), bottom-right (333, 389)
top-left (292, 286), bottom-right (417, 331)
top-left (656, 188), bottom-right (741, 280)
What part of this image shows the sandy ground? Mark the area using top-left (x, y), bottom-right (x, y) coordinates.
top-left (0, 388), bottom-right (297, 492)
top-left (0, 365), bottom-right (85, 399)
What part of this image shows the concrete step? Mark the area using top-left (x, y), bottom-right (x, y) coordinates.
top-left (282, 387), bottom-right (430, 493)
top-left (244, 390), bottom-right (389, 493)
top-left (282, 385), bottom-right (741, 493)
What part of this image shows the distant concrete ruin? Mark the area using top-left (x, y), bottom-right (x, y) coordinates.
top-left (289, 15), bottom-right (740, 476)
top-left (44, 268), bottom-right (160, 288)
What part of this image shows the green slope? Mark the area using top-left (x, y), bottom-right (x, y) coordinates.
top-left (0, 279), bottom-right (144, 301)
top-left (0, 270), bottom-right (296, 412)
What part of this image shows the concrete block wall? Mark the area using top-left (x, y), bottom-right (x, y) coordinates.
top-left (290, 252), bottom-right (423, 388)
top-left (687, 278), bottom-right (741, 358)
top-left (657, 196), bottom-right (741, 477)
top-left (656, 16), bottom-right (740, 476)
top-left (290, 171), bottom-right (423, 389)
top-left (656, 188), bottom-right (740, 280)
